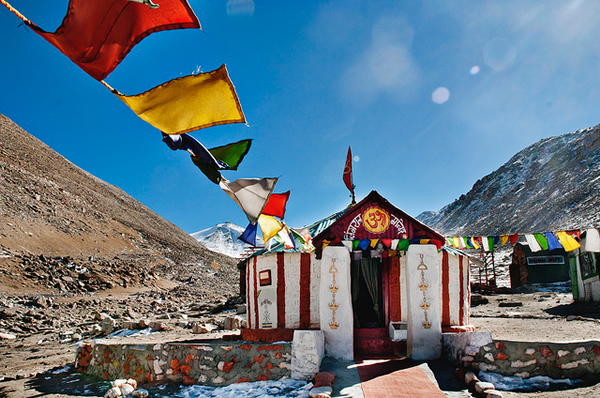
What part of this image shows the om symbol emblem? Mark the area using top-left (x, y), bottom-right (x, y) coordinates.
top-left (362, 207), bottom-right (390, 234)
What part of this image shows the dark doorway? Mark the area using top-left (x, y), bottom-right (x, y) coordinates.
top-left (351, 257), bottom-right (384, 328)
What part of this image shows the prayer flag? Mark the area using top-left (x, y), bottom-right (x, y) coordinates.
top-left (381, 239), bottom-right (393, 248)
top-left (452, 237), bottom-right (460, 248)
top-left (274, 225), bottom-right (295, 250)
top-left (525, 234), bottom-right (542, 252)
top-left (509, 234), bottom-right (520, 245)
top-left (358, 240), bottom-right (370, 250)
top-left (544, 232), bottom-right (562, 251)
top-left (481, 236), bottom-right (490, 252)
top-left (534, 233), bottom-right (548, 251)
top-left (397, 239), bottom-right (410, 251)
top-left (470, 237), bottom-right (480, 250)
top-left (239, 222), bottom-right (258, 246)
top-left (342, 240), bottom-right (353, 252)
top-left (2, 0), bottom-right (200, 80)
top-left (261, 191), bottom-right (290, 219)
top-left (501, 234), bottom-right (509, 246)
top-left (111, 64), bottom-right (246, 134)
top-left (585, 229), bottom-right (600, 252)
top-left (556, 231), bottom-right (581, 252)
top-left (163, 133), bottom-right (252, 184)
top-left (258, 214), bottom-right (283, 243)
top-left (219, 177), bottom-right (278, 224)
top-left (487, 237), bottom-right (495, 253)
top-left (370, 239), bottom-right (379, 248)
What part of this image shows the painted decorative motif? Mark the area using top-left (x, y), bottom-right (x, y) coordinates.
top-left (260, 297), bottom-right (273, 328)
top-left (417, 254), bottom-right (432, 329)
top-left (343, 207), bottom-right (407, 240)
top-left (362, 207), bottom-right (390, 234)
top-left (328, 259), bottom-right (339, 329)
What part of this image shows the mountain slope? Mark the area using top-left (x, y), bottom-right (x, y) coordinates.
top-left (417, 124), bottom-right (600, 236)
top-left (0, 114), bottom-right (238, 294)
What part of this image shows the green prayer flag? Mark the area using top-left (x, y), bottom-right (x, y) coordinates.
top-left (397, 239), bottom-right (410, 251)
top-left (534, 233), bottom-right (549, 251)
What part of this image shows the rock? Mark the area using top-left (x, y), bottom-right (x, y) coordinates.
top-left (223, 315), bottom-right (243, 330)
top-left (101, 316), bottom-right (116, 335)
top-left (309, 386), bottom-right (333, 397)
top-left (151, 322), bottom-right (168, 332)
top-left (31, 296), bottom-right (48, 308)
top-left (104, 386), bottom-right (122, 398)
top-left (483, 390), bottom-right (504, 398)
top-left (475, 381), bottom-right (496, 394)
top-left (236, 304), bottom-right (247, 314)
top-left (192, 323), bottom-right (218, 334)
top-left (0, 332), bottom-right (16, 340)
top-left (71, 333), bottom-right (82, 342)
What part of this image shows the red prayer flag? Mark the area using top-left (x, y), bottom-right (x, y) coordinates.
top-left (261, 191), bottom-right (290, 219)
top-left (509, 234), bottom-right (520, 245)
top-left (343, 146), bottom-right (354, 193)
top-left (18, 0), bottom-right (200, 80)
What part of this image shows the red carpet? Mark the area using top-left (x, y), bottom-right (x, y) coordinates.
top-left (356, 357), bottom-right (447, 398)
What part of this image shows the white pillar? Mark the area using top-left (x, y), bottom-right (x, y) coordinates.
top-left (320, 246), bottom-right (353, 360)
top-left (406, 245), bottom-right (442, 360)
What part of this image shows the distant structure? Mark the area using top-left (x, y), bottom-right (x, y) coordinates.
top-left (238, 191), bottom-right (474, 361)
top-left (510, 243), bottom-right (570, 287)
top-left (569, 230), bottom-right (600, 302)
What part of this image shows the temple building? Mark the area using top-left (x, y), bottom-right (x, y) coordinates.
top-left (238, 191), bottom-right (474, 360)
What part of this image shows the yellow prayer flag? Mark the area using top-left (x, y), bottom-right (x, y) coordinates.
top-left (555, 231), bottom-right (582, 252)
top-left (322, 240), bottom-right (331, 250)
top-left (111, 64), bottom-right (245, 134)
top-left (501, 234), bottom-right (509, 246)
top-left (452, 237), bottom-right (459, 248)
top-left (258, 214), bottom-right (283, 243)
top-left (370, 239), bottom-right (379, 248)
top-left (471, 237), bottom-right (480, 250)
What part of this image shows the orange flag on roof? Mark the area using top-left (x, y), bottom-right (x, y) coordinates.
top-left (0, 0), bottom-right (200, 80)
top-left (109, 65), bottom-right (246, 134)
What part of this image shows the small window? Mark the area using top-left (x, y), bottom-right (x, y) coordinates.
top-left (580, 252), bottom-right (598, 279)
top-left (259, 270), bottom-right (272, 286)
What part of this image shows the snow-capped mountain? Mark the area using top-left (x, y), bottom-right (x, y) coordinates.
top-left (417, 124), bottom-right (600, 236)
top-left (190, 222), bottom-right (263, 258)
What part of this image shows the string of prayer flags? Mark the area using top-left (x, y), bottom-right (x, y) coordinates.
top-left (219, 177), bottom-right (278, 224)
top-left (261, 191), bottom-right (290, 219)
top-left (108, 64), bottom-right (246, 134)
top-left (0, 0), bottom-right (200, 80)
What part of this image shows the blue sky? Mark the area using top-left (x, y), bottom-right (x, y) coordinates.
top-left (2, 0), bottom-right (600, 234)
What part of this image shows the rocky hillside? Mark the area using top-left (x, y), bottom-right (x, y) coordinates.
top-left (0, 114), bottom-right (238, 297)
top-left (418, 124), bottom-right (600, 236)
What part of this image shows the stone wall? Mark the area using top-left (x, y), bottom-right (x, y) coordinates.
top-left (470, 340), bottom-right (600, 379)
top-left (75, 340), bottom-right (292, 386)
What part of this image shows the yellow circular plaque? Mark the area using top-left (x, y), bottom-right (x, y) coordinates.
top-left (362, 207), bottom-right (390, 234)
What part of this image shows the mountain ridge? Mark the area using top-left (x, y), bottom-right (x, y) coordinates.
top-left (417, 124), bottom-right (600, 236)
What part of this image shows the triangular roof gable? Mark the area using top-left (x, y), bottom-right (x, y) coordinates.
top-left (313, 190), bottom-right (444, 247)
